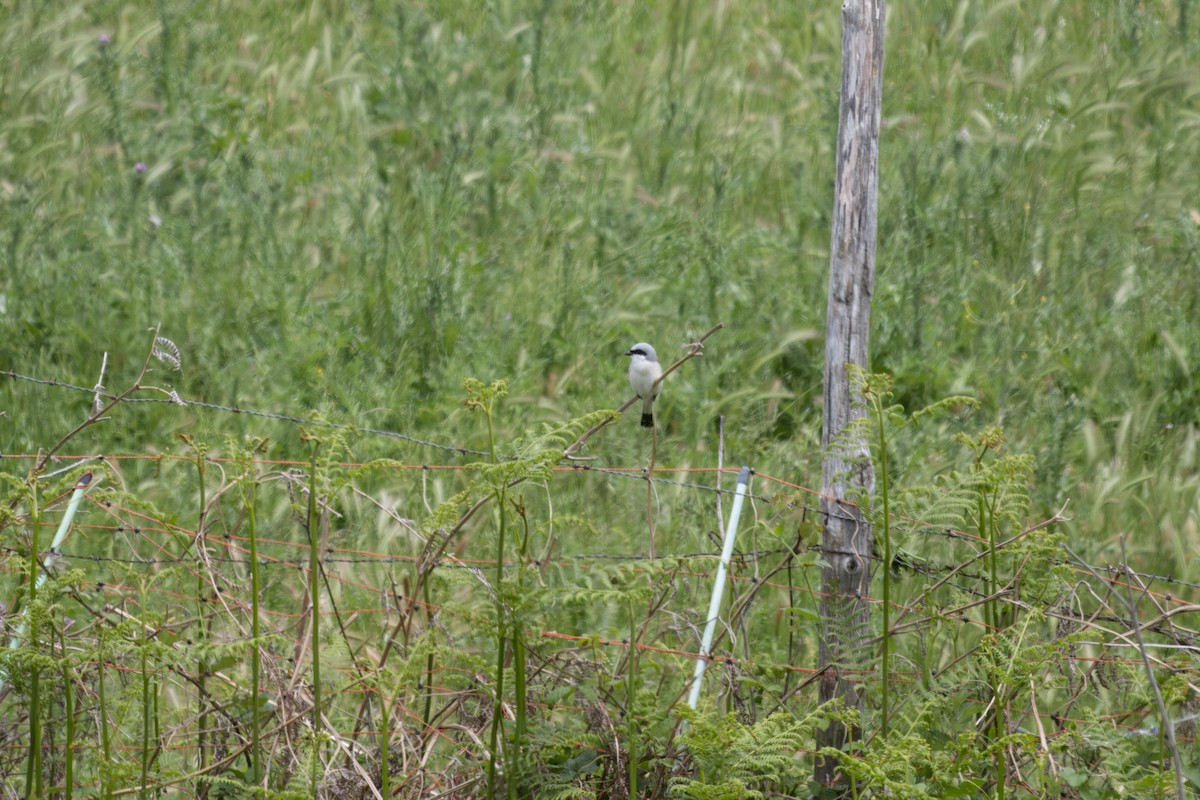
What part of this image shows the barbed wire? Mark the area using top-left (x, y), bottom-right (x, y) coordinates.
top-left (8, 368), bottom-right (1198, 602)
top-left (0, 368), bottom-right (1038, 544)
top-left (4, 374), bottom-right (1195, 796)
top-left (19, 544), bottom-right (1194, 626)
top-left (4, 450), bottom-right (1199, 598)
top-left (1, 369), bottom-right (492, 457)
top-left (0, 452), bottom-right (978, 544)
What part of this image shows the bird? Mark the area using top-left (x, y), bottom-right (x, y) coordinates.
top-left (625, 342), bottom-right (663, 428)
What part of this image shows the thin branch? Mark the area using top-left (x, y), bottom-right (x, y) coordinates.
top-left (29, 325), bottom-right (168, 480)
top-left (1066, 539), bottom-right (1186, 799)
top-left (563, 322), bottom-right (725, 459)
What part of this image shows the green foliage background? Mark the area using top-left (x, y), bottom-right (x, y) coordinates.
top-left (1, 0), bottom-right (1199, 797)
top-left (3, 1), bottom-right (1198, 557)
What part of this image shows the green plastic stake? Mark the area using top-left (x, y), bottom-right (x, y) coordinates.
top-left (1, 472), bottom-right (94, 692)
top-left (687, 466), bottom-right (752, 710)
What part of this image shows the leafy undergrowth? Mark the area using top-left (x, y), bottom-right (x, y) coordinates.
top-left (0, 360), bottom-right (1196, 799)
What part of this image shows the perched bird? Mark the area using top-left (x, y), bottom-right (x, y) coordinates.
top-left (625, 342), bottom-right (663, 428)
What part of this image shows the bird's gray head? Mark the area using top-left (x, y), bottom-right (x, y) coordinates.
top-left (625, 342), bottom-right (658, 362)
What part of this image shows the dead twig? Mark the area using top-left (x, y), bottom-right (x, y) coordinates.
top-left (25, 325), bottom-right (181, 484)
top-left (1066, 539), bottom-right (1187, 800)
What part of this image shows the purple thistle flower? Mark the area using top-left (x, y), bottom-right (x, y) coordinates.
top-left (98, 33), bottom-right (111, 47)
top-left (135, 162), bottom-right (146, 173)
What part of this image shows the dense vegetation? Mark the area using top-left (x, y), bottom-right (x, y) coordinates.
top-left (1, 1), bottom-right (1197, 798)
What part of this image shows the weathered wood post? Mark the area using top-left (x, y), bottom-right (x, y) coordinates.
top-left (815, 0), bottom-right (886, 791)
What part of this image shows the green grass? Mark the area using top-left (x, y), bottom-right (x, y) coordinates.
top-left (1, 0), bottom-right (1199, 797)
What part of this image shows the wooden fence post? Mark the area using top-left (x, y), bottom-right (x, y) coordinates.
top-left (815, 0), bottom-right (886, 791)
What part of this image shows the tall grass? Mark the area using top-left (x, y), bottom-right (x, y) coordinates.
top-left (1, 0), bottom-right (1198, 796)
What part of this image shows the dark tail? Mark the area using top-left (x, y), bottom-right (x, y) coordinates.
top-left (641, 413), bottom-right (654, 428)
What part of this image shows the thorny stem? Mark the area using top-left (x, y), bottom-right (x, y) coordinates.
top-left (307, 440), bottom-right (323, 796)
top-left (873, 387), bottom-right (892, 742)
